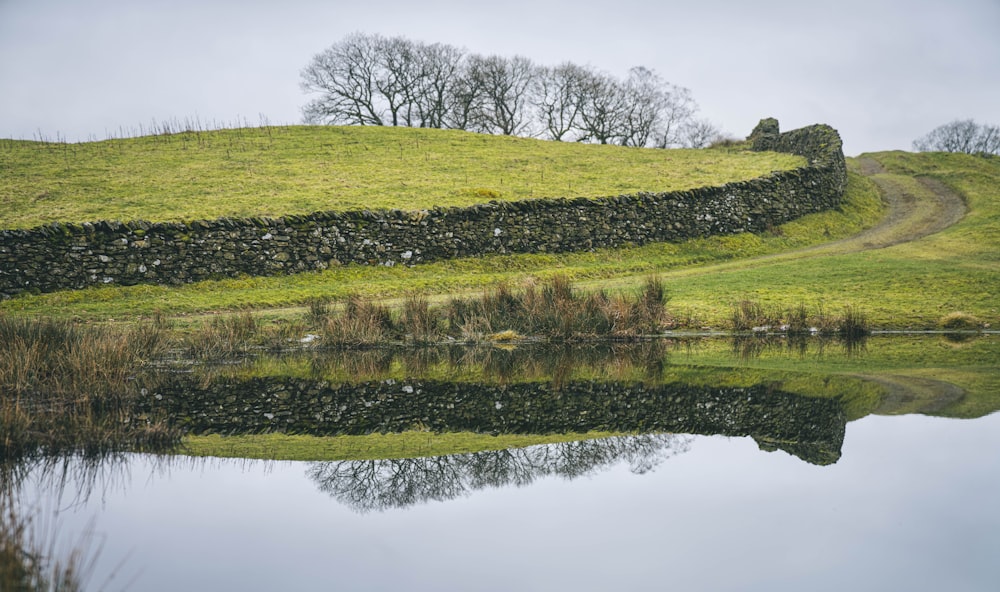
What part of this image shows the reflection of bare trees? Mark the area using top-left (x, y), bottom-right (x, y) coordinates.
top-left (308, 433), bottom-right (690, 513)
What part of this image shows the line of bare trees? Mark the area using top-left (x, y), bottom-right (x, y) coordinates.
top-left (300, 33), bottom-right (722, 148)
top-left (913, 119), bottom-right (1000, 156)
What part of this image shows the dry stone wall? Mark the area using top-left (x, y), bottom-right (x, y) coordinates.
top-left (0, 120), bottom-right (846, 297)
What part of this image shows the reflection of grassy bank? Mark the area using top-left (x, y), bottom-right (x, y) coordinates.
top-left (183, 333), bottom-right (998, 420)
top-left (181, 431), bottom-right (623, 462)
top-left (676, 334), bottom-right (1000, 418)
top-left (185, 340), bottom-right (880, 398)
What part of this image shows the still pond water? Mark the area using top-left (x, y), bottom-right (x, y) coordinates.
top-left (13, 335), bottom-right (1000, 591)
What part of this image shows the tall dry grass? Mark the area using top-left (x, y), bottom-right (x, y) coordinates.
top-left (727, 299), bottom-right (872, 337)
top-left (444, 276), bottom-right (670, 341)
top-left (308, 277), bottom-right (671, 344)
top-left (0, 494), bottom-right (91, 592)
top-left (0, 315), bottom-right (178, 460)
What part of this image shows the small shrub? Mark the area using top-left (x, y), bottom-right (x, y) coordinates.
top-left (784, 303), bottom-right (810, 335)
top-left (322, 295), bottom-right (397, 346)
top-left (730, 300), bottom-right (769, 331)
top-left (938, 311), bottom-right (980, 331)
top-left (709, 137), bottom-right (747, 150)
top-left (837, 305), bottom-right (871, 339)
top-left (399, 295), bottom-right (441, 343)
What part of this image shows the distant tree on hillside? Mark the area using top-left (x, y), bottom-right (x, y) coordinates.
top-left (576, 67), bottom-right (628, 144)
top-left (301, 33), bottom-right (466, 128)
top-left (461, 54), bottom-right (537, 136)
top-left (679, 118), bottom-right (724, 149)
top-left (301, 32), bottom-right (719, 147)
top-left (913, 120), bottom-right (1000, 155)
top-left (532, 62), bottom-right (589, 141)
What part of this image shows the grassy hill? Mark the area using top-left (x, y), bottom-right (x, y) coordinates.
top-left (1, 123), bottom-right (997, 333)
top-left (0, 125), bottom-right (802, 229)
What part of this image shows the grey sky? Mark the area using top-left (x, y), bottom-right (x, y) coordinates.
top-left (1, 0), bottom-right (997, 155)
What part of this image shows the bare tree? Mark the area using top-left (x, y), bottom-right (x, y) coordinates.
top-left (654, 84), bottom-right (698, 148)
top-left (301, 32), bottom-right (711, 148)
top-left (373, 35), bottom-right (421, 127)
top-left (446, 57), bottom-right (488, 131)
top-left (679, 118), bottom-right (723, 148)
top-left (620, 66), bottom-right (668, 147)
top-left (979, 124), bottom-right (1000, 155)
top-left (411, 42), bottom-right (465, 128)
top-left (913, 119), bottom-right (1000, 155)
top-left (577, 68), bottom-right (627, 145)
top-left (301, 32), bottom-right (384, 126)
top-left (533, 62), bottom-right (588, 141)
top-left (302, 33), bottom-right (466, 129)
top-left (464, 54), bottom-right (537, 136)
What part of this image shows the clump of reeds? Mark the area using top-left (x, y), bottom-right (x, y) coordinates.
top-left (0, 315), bottom-right (165, 397)
top-left (183, 311), bottom-right (261, 359)
top-left (447, 276), bottom-right (670, 342)
top-left (306, 297), bottom-right (333, 325)
top-left (319, 295), bottom-right (398, 347)
top-left (0, 315), bottom-right (179, 461)
top-left (837, 305), bottom-right (870, 340)
top-left (302, 277), bottom-right (670, 346)
top-left (1, 491), bottom-right (97, 592)
top-left (729, 299), bottom-right (776, 332)
top-left (728, 299), bottom-right (871, 337)
top-left (399, 295), bottom-right (442, 344)
top-left (445, 283), bottom-right (523, 337)
top-left (182, 311), bottom-right (310, 358)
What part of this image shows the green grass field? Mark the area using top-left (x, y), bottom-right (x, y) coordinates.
top-left (0, 170), bottom-right (884, 322)
top-left (658, 151), bottom-right (1000, 329)
top-left (1, 126), bottom-right (997, 331)
top-left (0, 125), bottom-right (801, 229)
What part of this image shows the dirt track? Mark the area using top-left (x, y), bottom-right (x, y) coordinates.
top-left (845, 157), bottom-right (967, 251)
top-left (657, 155), bottom-right (968, 279)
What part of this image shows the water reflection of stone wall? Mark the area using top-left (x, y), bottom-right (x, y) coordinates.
top-left (309, 434), bottom-right (690, 513)
top-left (146, 377), bottom-right (846, 465)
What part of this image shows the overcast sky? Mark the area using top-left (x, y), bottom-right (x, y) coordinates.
top-left (1, 0), bottom-right (997, 155)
